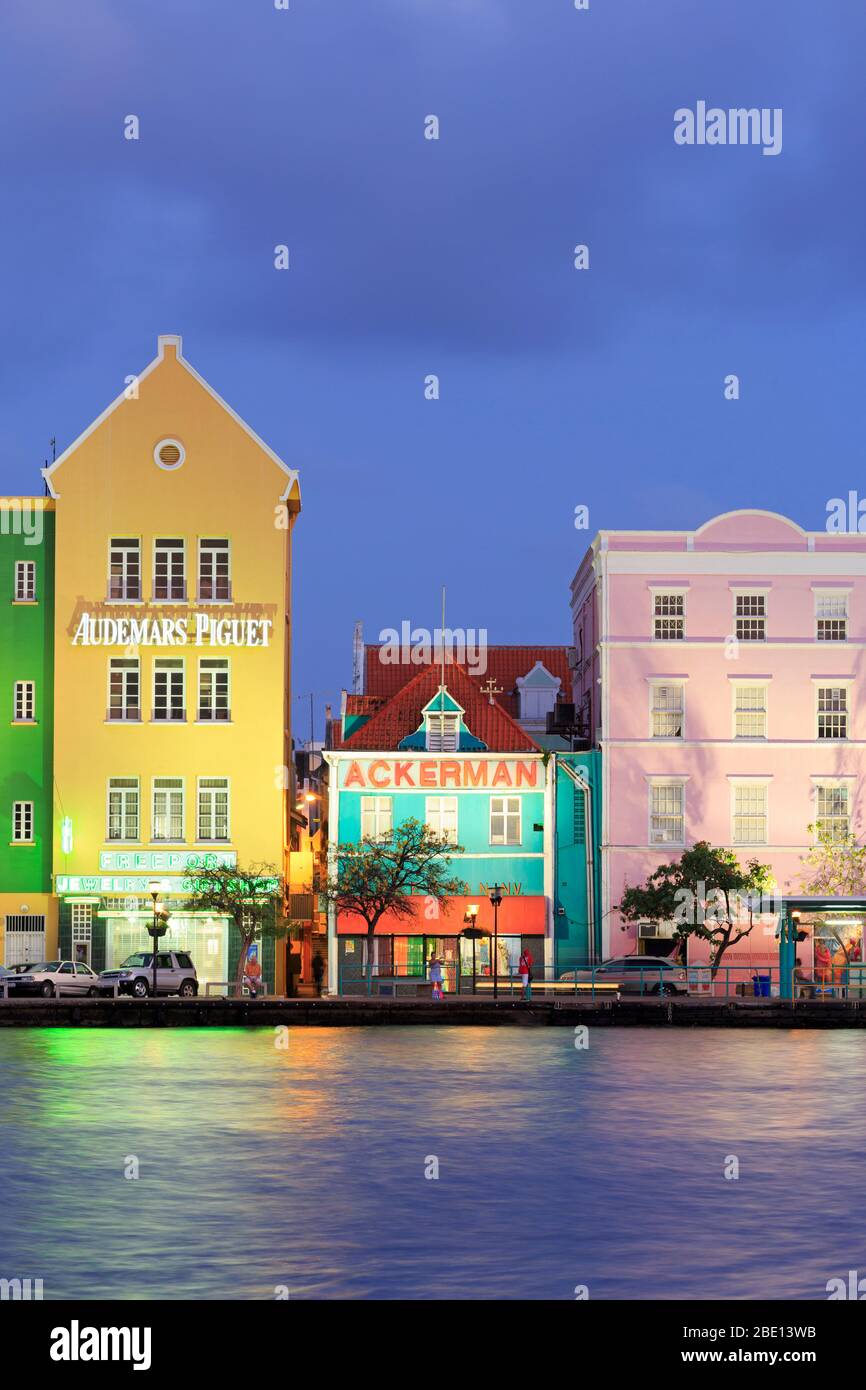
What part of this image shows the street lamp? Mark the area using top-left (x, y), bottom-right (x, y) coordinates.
top-left (489, 884), bottom-right (503, 999)
top-left (147, 880), bottom-right (169, 999)
top-left (461, 904), bottom-right (483, 995)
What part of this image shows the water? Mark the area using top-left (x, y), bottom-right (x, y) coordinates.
top-left (1, 1026), bottom-right (864, 1300)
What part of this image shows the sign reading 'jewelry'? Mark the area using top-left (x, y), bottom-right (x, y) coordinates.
top-left (71, 613), bottom-right (273, 647)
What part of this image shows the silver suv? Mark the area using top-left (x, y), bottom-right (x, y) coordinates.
top-left (99, 951), bottom-right (198, 998)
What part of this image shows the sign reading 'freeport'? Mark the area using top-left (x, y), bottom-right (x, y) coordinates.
top-left (70, 613), bottom-right (273, 647)
top-left (339, 758), bottom-right (541, 790)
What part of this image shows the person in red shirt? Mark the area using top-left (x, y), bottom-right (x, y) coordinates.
top-left (519, 947), bottom-right (533, 1000)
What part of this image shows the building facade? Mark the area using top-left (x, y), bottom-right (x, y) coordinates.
top-left (0, 499), bottom-right (56, 963)
top-left (44, 335), bottom-right (300, 991)
top-left (571, 509), bottom-right (866, 961)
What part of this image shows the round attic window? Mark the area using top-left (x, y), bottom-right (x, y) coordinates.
top-left (154, 438), bottom-right (185, 470)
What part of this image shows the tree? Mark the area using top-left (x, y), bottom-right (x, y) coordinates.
top-left (317, 817), bottom-right (468, 993)
top-left (618, 841), bottom-right (774, 979)
top-left (798, 823), bottom-right (866, 896)
top-left (182, 861), bottom-right (292, 997)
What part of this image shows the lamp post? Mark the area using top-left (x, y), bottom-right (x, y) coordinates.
top-left (461, 904), bottom-right (482, 995)
top-left (147, 880), bottom-right (169, 999)
top-left (489, 884), bottom-right (503, 999)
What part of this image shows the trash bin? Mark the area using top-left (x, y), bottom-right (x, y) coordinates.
top-left (752, 974), bottom-right (771, 998)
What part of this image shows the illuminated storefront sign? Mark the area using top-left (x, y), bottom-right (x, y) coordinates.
top-left (71, 613), bottom-right (273, 648)
top-left (57, 870), bottom-right (277, 895)
top-left (98, 850), bottom-right (237, 872)
top-left (338, 758), bottom-right (541, 790)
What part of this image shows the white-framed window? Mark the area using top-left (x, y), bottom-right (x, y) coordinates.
top-left (198, 539), bottom-right (231, 602)
top-left (153, 538), bottom-right (186, 601)
top-left (652, 592), bottom-right (685, 640)
top-left (732, 783), bottom-right (768, 845)
top-left (152, 777), bottom-right (184, 842)
top-left (13, 681), bottom-right (35, 722)
top-left (108, 538), bottom-right (141, 601)
top-left (650, 682), bottom-right (684, 738)
top-left (815, 591), bottom-right (848, 642)
top-left (490, 795), bottom-right (521, 846)
top-left (108, 658), bottom-right (140, 721)
top-left (107, 778), bottom-right (140, 841)
top-left (198, 659), bottom-right (230, 721)
top-left (361, 796), bottom-right (392, 839)
top-left (733, 683), bottom-right (768, 739)
top-left (153, 659), bottom-right (185, 721)
top-left (649, 782), bottom-right (685, 845)
top-left (425, 796), bottom-right (458, 843)
top-left (734, 592), bottom-right (767, 641)
top-left (71, 902), bottom-right (93, 935)
top-left (425, 711), bottom-right (459, 751)
top-left (817, 686), bottom-right (849, 740)
top-left (197, 777), bottom-right (230, 841)
top-left (815, 784), bottom-right (850, 841)
top-left (12, 801), bottom-right (33, 843)
top-left (14, 561), bottom-right (36, 601)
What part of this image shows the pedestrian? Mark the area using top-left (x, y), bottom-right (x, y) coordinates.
top-left (429, 954), bottom-right (444, 1001)
top-left (518, 946), bottom-right (533, 1000)
top-left (244, 950), bottom-right (262, 999)
top-left (312, 951), bottom-right (325, 997)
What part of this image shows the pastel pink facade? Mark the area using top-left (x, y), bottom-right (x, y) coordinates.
top-left (571, 510), bottom-right (866, 957)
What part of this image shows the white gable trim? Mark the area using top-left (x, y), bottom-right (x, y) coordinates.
top-left (42, 334), bottom-right (300, 504)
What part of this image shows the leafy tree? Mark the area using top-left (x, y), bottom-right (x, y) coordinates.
top-left (618, 841), bottom-right (774, 979)
top-left (798, 822), bottom-right (866, 896)
top-left (183, 861), bottom-right (292, 997)
top-left (316, 817), bottom-right (467, 993)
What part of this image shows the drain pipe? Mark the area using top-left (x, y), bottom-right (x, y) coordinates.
top-left (558, 759), bottom-right (597, 969)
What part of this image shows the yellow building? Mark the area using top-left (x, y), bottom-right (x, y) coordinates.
top-left (45, 335), bottom-right (300, 993)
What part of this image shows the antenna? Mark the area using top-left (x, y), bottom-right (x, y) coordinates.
top-left (352, 620), bottom-right (363, 695)
top-left (440, 586), bottom-right (445, 711)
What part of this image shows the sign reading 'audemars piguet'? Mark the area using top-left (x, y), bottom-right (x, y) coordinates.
top-left (71, 613), bottom-right (273, 647)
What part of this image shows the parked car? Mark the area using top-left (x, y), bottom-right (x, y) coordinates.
top-left (5, 960), bottom-right (102, 997)
top-left (563, 956), bottom-right (688, 996)
top-left (98, 951), bottom-right (198, 998)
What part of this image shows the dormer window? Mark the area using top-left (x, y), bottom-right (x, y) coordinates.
top-left (426, 712), bottom-right (459, 751)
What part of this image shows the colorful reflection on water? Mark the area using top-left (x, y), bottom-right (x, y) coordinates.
top-left (1, 1026), bottom-right (864, 1299)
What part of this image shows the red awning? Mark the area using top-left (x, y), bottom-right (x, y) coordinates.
top-left (337, 895), bottom-right (546, 936)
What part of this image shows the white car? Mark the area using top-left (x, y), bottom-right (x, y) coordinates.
top-left (5, 960), bottom-right (102, 998)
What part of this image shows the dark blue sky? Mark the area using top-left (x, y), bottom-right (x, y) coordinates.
top-left (1, 1), bottom-right (864, 737)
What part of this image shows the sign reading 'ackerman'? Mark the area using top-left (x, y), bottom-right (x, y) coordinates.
top-left (339, 758), bottom-right (540, 790)
top-left (71, 613), bottom-right (272, 648)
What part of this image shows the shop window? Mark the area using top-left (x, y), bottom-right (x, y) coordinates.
top-left (108, 658), bottom-right (140, 722)
top-left (490, 796), bottom-right (521, 846)
top-left (108, 538), bottom-right (141, 601)
top-left (108, 777), bottom-right (139, 841)
top-left (198, 539), bottom-right (231, 602)
top-left (154, 539), bottom-right (186, 600)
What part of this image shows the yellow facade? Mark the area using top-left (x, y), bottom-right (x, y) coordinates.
top-left (47, 335), bottom-right (299, 991)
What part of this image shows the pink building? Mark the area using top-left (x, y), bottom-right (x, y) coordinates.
top-left (571, 510), bottom-right (866, 961)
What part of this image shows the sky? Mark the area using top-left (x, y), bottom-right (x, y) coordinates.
top-left (1, 0), bottom-right (864, 740)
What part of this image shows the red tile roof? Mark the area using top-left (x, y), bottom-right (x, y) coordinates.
top-left (334, 661), bottom-right (542, 752)
top-left (363, 644), bottom-right (570, 718)
top-left (344, 694), bottom-right (385, 716)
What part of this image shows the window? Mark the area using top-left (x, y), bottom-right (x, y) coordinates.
top-left (817, 686), bottom-right (848, 739)
top-left (733, 784), bottom-right (768, 845)
top-left (12, 801), bottom-right (33, 843)
top-left (108, 539), bottom-right (141, 601)
top-left (734, 593), bottom-right (766, 641)
top-left (198, 659), bottom-right (230, 721)
top-left (153, 659), bottom-right (185, 721)
top-left (649, 783), bottom-right (684, 845)
top-left (108, 778), bottom-right (139, 841)
top-left (733, 684), bottom-right (767, 739)
top-left (653, 593), bottom-right (685, 640)
top-left (198, 778), bottom-right (229, 841)
top-left (816, 785), bottom-right (849, 841)
top-left (650, 683), bottom-right (683, 738)
top-left (426, 712), bottom-right (459, 751)
top-left (361, 796), bottom-right (392, 839)
top-left (13, 681), bottom-right (35, 722)
top-left (198, 539), bottom-right (231, 602)
top-left (154, 539), bottom-right (186, 601)
top-left (816, 592), bottom-right (848, 641)
top-left (490, 796), bottom-right (521, 846)
top-left (108, 658), bottom-right (140, 721)
top-left (519, 688), bottom-right (558, 721)
top-left (425, 796), bottom-right (458, 843)
top-left (153, 778), bottom-right (184, 842)
top-left (14, 561), bottom-right (36, 601)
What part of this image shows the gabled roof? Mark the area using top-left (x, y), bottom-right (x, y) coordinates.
top-left (42, 334), bottom-right (300, 506)
top-left (363, 644), bottom-right (570, 719)
top-left (334, 662), bottom-right (542, 753)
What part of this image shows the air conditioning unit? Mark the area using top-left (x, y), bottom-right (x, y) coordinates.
top-left (638, 922), bottom-right (675, 939)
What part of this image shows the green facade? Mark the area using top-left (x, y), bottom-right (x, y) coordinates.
top-left (0, 505), bottom-right (54, 893)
